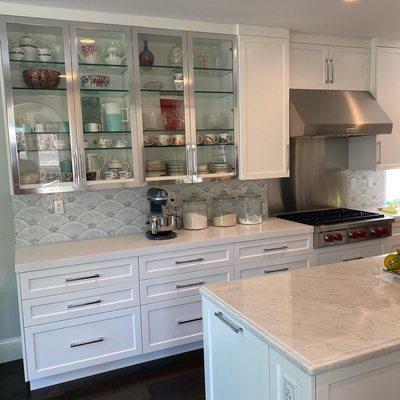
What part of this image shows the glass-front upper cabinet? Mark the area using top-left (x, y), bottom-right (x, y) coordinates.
top-left (70, 24), bottom-right (140, 187)
top-left (1, 19), bottom-right (77, 194)
top-left (189, 34), bottom-right (237, 180)
top-left (134, 29), bottom-right (191, 183)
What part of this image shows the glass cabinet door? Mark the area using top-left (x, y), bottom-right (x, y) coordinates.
top-left (135, 29), bottom-right (191, 183)
top-left (70, 24), bottom-right (139, 187)
top-left (2, 19), bottom-right (77, 193)
top-left (190, 34), bottom-right (237, 179)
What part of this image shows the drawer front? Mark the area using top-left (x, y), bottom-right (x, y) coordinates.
top-left (235, 234), bottom-right (312, 265)
top-left (141, 296), bottom-right (203, 353)
top-left (140, 266), bottom-right (234, 304)
top-left (25, 307), bottom-right (142, 380)
top-left (22, 283), bottom-right (139, 327)
top-left (392, 222), bottom-right (400, 237)
top-left (20, 258), bottom-right (139, 299)
top-left (237, 255), bottom-right (314, 280)
top-left (317, 241), bottom-right (385, 266)
top-left (388, 238), bottom-right (400, 253)
top-left (139, 245), bottom-right (234, 279)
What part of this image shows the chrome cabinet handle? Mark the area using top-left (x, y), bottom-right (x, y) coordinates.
top-left (191, 144), bottom-right (198, 175)
top-left (175, 257), bottom-right (204, 265)
top-left (263, 246), bottom-right (288, 253)
top-left (325, 59), bottom-right (330, 83)
top-left (343, 256), bottom-right (364, 262)
top-left (177, 317), bottom-right (203, 325)
top-left (214, 312), bottom-right (243, 334)
top-left (72, 149), bottom-right (79, 188)
top-left (79, 149), bottom-right (87, 187)
top-left (66, 273), bottom-right (100, 282)
top-left (286, 144), bottom-right (290, 171)
top-left (70, 336), bottom-right (104, 348)
top-left (264, 267), bottom-right (289, 274)
top-left (67, 299), bottom-right (101, 309)
top-left (377, 141), bottom-right (382, 164)
top-left (186, 144), bottom-right (192, 176)
top-left (176, 281), bottom-right (205, 289)
top-left (330, 59), bottom-right (334, 83)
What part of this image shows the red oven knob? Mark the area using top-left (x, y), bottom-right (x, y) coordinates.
top-left (349, 231), bottom-right (359, 239)
top-left (335, 233), bottom-right (343, 241)
top-left (359, 230), bottom-right (367, 238)
top-left (324, 234), bottom-right (335, 242)
top-left (382, 227), bottom-right (389, 235)
top-left (371, 228), bottom-right (382, 237)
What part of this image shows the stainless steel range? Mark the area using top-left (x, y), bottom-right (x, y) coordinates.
top-left (277, 208), bottom-right (394, 249)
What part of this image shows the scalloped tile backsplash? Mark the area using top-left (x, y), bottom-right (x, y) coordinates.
top-left (13, 171), bottom-right (384, 247)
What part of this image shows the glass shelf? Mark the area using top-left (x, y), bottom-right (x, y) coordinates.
top-left (141, 89), bottom-right (184, 94)
top-left (17, 149), bottom-right (71, 153)
top-left (194, 67), bottom-right (233, 78)
top-left (19, 131), bottom-right (70, 135)
top-left (140, 64), bottom-right (182, 70)
top-left (85, 147), bottom-right (133, 150)
top-left (196, 128), bottom-right (234, 132)
top-left (79, 63), bottom-right (128, 74)
top-left (195, 90), bottom-right (233, 99)
top-left (12, 87), bottom-right (66, 91)
top-left (84, 130), bottom-right (131, 135)
top-left (144, 143), bottom-right (234, 148)
top-left (80, 88), bottom-right (129, 93)
top-left (143, 129), bottom-right (185, 133)
top-left (10, 60), bottom-right (65, 66)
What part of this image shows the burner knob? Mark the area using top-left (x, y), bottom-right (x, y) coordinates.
top-left (324, 234), bottom-right (335, 243)
top-left (382, 227), bottom-right (389, 235)
top-left (335, 233), bottom-right (343, 241)
top-left (349, 231), bottom-right (359, 239)
top-left (359, 230), bottom-right (367, 238)
top-left (371, 228), bottom-right (381, 237)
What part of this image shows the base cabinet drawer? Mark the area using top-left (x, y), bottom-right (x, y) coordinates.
top-left (234, 234), bottom-right (312, 265)
top-left (139, 245), bottom-right (234, 279)
top-left (141, 296), bottom-right (203, 353)
top-left (20, 258), bottom-right (139, 299)
top-left (25, 307), bottom-right (142, 380)
top-left (22, 283), bottom-right (139, 326)
top-left (237, 255), bottom-right (314, 280)
top-left (140, 266), bottom-right (234, 304)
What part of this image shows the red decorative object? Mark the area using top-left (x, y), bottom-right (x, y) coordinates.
top-left (160, 98), bottom-right (185, 131)
top-left (23, 69), bottom-right (61, 89)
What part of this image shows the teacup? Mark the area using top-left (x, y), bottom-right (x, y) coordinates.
top-left (115, 140), bottom-right (128, 148)
top-left (86, 171), bottom-right (97, 181)
top-left (173, 72), bottom-right (184, 90)
top-left (56, 138), bottom-right (70, 150)
top-left (97, 138), bottom-right (113, 148)
top-left (84, 122), bottom-right (102, 133)
top-left (171, 134), bottom-right (185, 146)
top-left (144, 136), bottom-right (154, 146)
top-left (198, 164), bottom-right (208, 173)
top-left (108, 159), bottom-right (129, 171)
top-left (219, 133), bottom-right (233, 144)
top-left (155, 135), bottom-right (172, 146)
top-left (104, 170), bottom-right (118, 180)
top-left (203, 133), bottom-right (220, 145)
top-left (118, 170), bottom-right (132, 179)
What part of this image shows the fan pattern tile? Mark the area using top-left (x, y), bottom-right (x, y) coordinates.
top-left (13, 180), bottom-right (269, 247)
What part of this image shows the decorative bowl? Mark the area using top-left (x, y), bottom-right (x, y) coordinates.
top-left (22, 69), bottom-right (61, 89)
top-left (80, 75), bottom-right (110, 89)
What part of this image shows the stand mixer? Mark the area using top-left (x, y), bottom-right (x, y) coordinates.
top-left (145, 187), bottom-right (180, 240)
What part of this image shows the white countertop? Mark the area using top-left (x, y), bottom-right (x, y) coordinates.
top-left (201, 255), bottom-right (400, 375)
top-left (15, 218), bottom-right (313, 273)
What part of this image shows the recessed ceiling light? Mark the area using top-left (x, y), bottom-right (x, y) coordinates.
top-left (343, 0), bottom-right (359, 2)
top-left (80, 38), bottom-right (95, 44)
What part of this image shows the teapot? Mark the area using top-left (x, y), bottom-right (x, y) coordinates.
top-left (104, 43), bottom-right (126, 65)
top-left (20, 33), bottom-right (37, 46)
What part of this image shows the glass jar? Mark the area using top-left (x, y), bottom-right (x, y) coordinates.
top-left (212, 190), bottom-right (237, 227)
top-left (182, 196), bottom-right (208, 230)
top-left (237, 189), bottom-right (263, 225)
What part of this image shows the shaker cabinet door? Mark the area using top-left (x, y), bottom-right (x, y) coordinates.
top-left (238, 35), bottom-right (289, 180)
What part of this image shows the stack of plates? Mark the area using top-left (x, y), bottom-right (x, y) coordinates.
top-left (167, 160), bottom-right (186, 176)
top-left (145, 160), bottom-right (167, 177)
top-left (208, 163), bottom-right (232, 173)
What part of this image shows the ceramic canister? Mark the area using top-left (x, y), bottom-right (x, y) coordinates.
top-left (102, 103), bottom-right (128, 132)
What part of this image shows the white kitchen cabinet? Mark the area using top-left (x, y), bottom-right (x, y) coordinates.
top-left (290, 43), bottom-right (370, 91)
top-left (203, 298), bottom-right (269, 400)
top-left (238, 35), bottom-right (289, 180)
top-left (376, 47), bottom-right (400, 169)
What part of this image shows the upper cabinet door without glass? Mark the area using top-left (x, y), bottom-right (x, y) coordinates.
top-left (1, 18), bottom-right (78, 194)
top-left (134, 29), bottom-right (192, 183)
top-left (189, 34), bottom-right (237, 180)
top-left (70, 24), bottom-right (140, 188)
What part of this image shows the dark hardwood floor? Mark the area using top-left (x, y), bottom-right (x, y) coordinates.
top-left (0, 350), bottom-right (205, 400)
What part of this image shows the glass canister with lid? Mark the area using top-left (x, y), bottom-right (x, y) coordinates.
top-left (237, 189), bottom-right (263, 225)
top-left (212, 190), bottom-right (237, 227)
top-left (182, 195), bottom-right (208, 230)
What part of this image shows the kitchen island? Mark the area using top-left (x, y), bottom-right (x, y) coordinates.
top-left (201, 255), bottom-right (400, 400)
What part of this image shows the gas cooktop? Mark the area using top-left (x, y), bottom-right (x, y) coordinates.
top-left (276, 208), bottom-right (384, 226)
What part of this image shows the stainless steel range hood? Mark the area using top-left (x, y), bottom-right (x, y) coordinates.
top-left (290, 89), bottom-right (393, 137)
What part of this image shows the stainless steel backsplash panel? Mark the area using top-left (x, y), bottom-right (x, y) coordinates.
top-left (267, 138), bottom-right (348, 216)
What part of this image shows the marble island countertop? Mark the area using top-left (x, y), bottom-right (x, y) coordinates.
top-left (201, 255), bottom-right (400, 375)
top-left (15, 218), bottom-right (313, 273)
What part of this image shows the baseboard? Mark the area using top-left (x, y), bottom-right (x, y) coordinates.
top-left (0, 336), bottom-right (22, 363)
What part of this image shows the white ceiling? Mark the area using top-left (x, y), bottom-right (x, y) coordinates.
top-left (2, 0), bottom-right (400, 39)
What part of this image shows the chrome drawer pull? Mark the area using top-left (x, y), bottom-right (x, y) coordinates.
top-left (343, 256), bottom-right (364, 262)
top-left (67, 299), bottom-right (102, 309)
top-left (177, 317), bottom-right (203, 325)
top-left (263, 246), bottom-right (288, 252)
top-left (66, 274), bottom-right (100, 282)
top-left (264, 267), bottom-right (289, 274)
top-left (176, 281), bottom-right (205, 289)
top-left (214, 311), bottom-right (243, 334)
top-left (175, 257), bottom-right (204, 265)
top-left (70, 336), bottom-right (104, 348)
